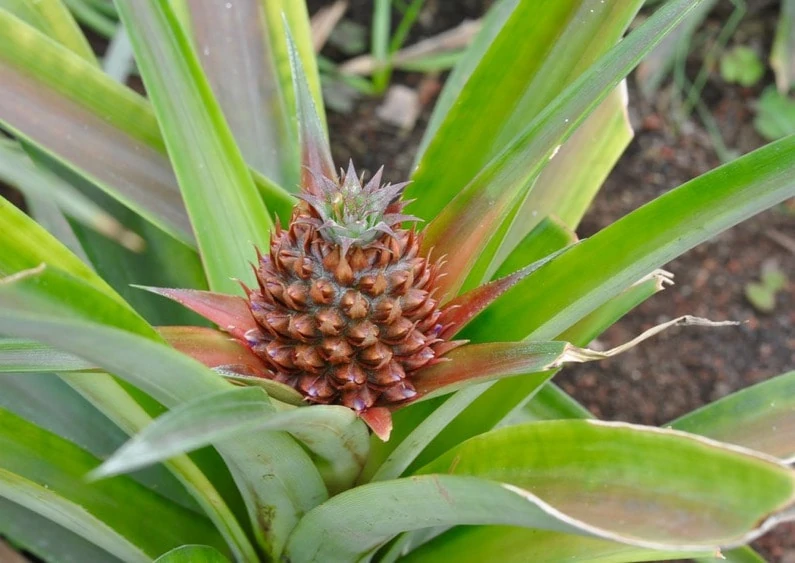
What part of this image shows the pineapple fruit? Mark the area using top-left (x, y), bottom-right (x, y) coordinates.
top-left (245, 162), bottom-right (457, 412)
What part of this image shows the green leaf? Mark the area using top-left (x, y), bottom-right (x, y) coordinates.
top-left (402, 526), bottom-right (708, 563)
top-left (754, 87), bottom-right (795, 141)
top-left (771, 0), bottom-right (795, 93)
top-left (114, 0), bottom-right (274, 295)
top-left (0, 339), bottom-right (95, 372)
top-left (670, 371), bottom-right (795, 462)
top-left (493, 216), bottom-right (577, 280)
top-left (0, 496), bottom-right (124, 563)
top-left (0, 10), bottom-right (194, 245)
top-left (0, 371), bottom-right (200, 512)
top-left (0, 195), bottom-right (132, 309)
top-left (0, 140), bottom-right (143, 251)
top-left (720, 46), bottom-right (764, 87)
top-left (184, 1), bottom-right (297, 188)
top-left (261, 0), bottom-right (326, 135)
top-left (407, 0), bottom-right (644, 222)
top-left (500, 84), bottom-right (632, 256)
top-left (419, 0), bottom-right (699, 297)
top-left (462, 134), bottom-right (795, 343)
top-left (155, 545), bottom-right (231, 563)
top-left (0, 408), bottom-right (226, 560)
top-left (287, 421), bottom-right (795, 562)
top-left (63, 0), bottom-right (117, 37)
top-left (416, 0), bottom-right (517, 161)
top-left (0, 0), bottom-right (96, 64)
top-left (0, 267), bottom-right (326, 560)
top-left (95, 386), bottom-right (369, 495)
top-left (635, 0), bottom-right (717, 97)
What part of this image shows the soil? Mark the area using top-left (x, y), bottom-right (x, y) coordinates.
top-left (313, 0), bottom-right (794, 560)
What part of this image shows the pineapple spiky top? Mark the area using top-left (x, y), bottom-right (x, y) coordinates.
top-left (298, 161), bottom-right (419, 256)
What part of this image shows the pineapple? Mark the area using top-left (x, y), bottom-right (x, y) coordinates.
top-left (245, 162), bottom-right (455, 412)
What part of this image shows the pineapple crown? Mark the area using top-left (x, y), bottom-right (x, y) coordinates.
top-left (298, 161), bottom-right (420, 254)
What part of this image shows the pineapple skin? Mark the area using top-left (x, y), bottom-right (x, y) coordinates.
top-left (246, 166), bottom-right (448, 411)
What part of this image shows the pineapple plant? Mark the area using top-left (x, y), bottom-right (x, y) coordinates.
top-left (0, 0), bottom-right (794, 562)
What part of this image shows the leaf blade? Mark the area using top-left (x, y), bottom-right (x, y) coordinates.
top-left (114, 0), bottom-right (274, 294)
top-left (286, 421), bottom-right (795, 562)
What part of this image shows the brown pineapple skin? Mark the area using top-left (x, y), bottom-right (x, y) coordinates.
top-left (246, 202), bottom-right (446, 412)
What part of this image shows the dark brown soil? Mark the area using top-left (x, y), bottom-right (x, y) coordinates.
top-left (315, 0), bottom-right (794, 560)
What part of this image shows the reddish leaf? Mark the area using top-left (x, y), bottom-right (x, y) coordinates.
top-left (438, 247), bottom-right (570, 338)
top-left (158, 326), bottom-right (271, 377)
top-left (360, 407), bottom-right (393, 441)
top-left (411, 341), bottom-right (568, 400)
top-left (137, 286), bottom-right (258, 341)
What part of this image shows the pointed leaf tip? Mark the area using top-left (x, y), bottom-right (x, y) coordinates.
top-left (284, 18), bottom-right (336, 190)
top-left (136, 286), bottom-right (258, 341)
top-left (439, 247), bottom-right (571, 334)
top-left (158, 326), bottom-right (271, 378)
top-left (360, 407), bottom-right (393, 441)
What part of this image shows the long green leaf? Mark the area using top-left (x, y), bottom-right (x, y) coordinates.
top-left (155, 545), bottom-right (231, 563)
top-left (463, 134), bottom-right (795, 343)
top-left (0, 10), bottom-right (194, 244)
top-left (671, 371), bottom-right (795, 462)
top-left (499, 84), bottom-right (632, 260)
top-left (0, 0), bottom-right (96, 64)
top-left (407, 0), bottom-right (644, 221)
top-left (772, 0), bottom-right (795, 93)
top-left (416, 0), bottom-right (518, 161)
top-left (0, 371), bottom-right (200, 512)
top-left (402, 525), bottom-right (707, 563)
top-left (261, 0), bottom-right (326, 134)
top-left (0, 496), bottom-right (123, 563)
top-left (114, 0), bottom-right (273, 294)
top-left (0, 408), bottom-right (226, 560)
top-left (0, 140), bottom-right (143, 251)
top-left (0, 267), bottom-right (327, 559)
top-left (420, 0), bottom-right (701, 298)
top-left (94, 387), bottom-right (369, 495)
top-left (286, 421), bottom-right (795, 562)
top-left (0, 195), bottom-right (131, 308)
top-left (185, 0), bottom-right (297, 188)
